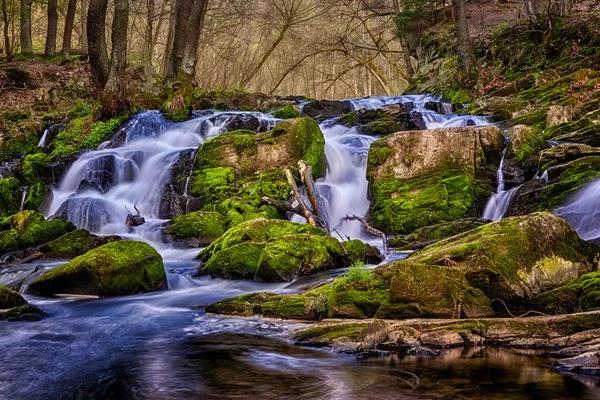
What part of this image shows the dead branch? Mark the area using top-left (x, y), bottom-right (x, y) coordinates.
top-left (298, 160), bottom-right (330, 234)
top-left (285, 168), bottom-right (321, 229)
top-left (260, 196), bottom-right (302, 214)
top-left (344, 214), bottom-right (388, 256)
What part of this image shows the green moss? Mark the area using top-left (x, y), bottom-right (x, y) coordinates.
top-left (369, 170), bottom-right (491, 234)
top-left (197, 218), bottom-right (346, 282)
top-left (0, 285), bottom-right (27, 309)
top-left (0, 178), bottom-right (22, 218)
top-left (23, 181), bottom-right (46, 211)
top-left (166, 211), bottom-right (225, 245)
top-left (295, 323), bottom-right (368, 342)
top-left (272, 118), bottom-right (326, 178)
top-left (40, 229), bottom-right (119, 259)
top-left (515, 131), bottom-right (546, 166)
top-left (29, 241), bottom-right (167, 297)
top-left (533, 272), bottom-right (600, 313)
top-left (0, 210), bottom-right (75, 253)
top-left (271, 105), bottom-right (300, 119)
top-left (539, 156), bottom-right (600, 209)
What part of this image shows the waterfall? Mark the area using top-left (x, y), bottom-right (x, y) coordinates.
top-left (482, 145), bottom-right (520, 221)
top-left (46, 110), bottom-right (279, 246)
top-left (19, 186), bottom-right (28, 212)
top-left (293, 96), bottom-right (493, 241)
top-left (554, 180), bottom-right (600, 241)
top-left (38, 128), bottom-right (50, 147)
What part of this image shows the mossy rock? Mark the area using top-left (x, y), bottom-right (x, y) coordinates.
top-left (165, 211), bottom-right (225, 246)
top-left (197, 218), bottom-right (350, 282)
top-left (39, 229), bottom-right (121, 259)
top-left (412, 213), bottom-right (600, 302)
top-left (388, 218), bottom-right (488, 249)
top-left (271, 105), bottom-right (300, 119)
top-left (29, 241), bottom-right (167, 297)
top-left (0, 178), bottom-right (22, 218)
top-left (0, 304), bottom-right (48, 321)
top-left (0, 211), bottom-right (75, 254)
top-left (532, 272), bottom-right (600, 314)
top-left (207, 213), bottom-right (600, 320)
top-left (0, 285), bottom-right (27, 309)
top-left (367, 126), bottom-right (503, 234)
top-left (341, 239), bottom-right (383, 264)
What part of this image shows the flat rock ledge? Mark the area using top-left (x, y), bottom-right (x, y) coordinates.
top-left (292, 311), bottom-right (600, 364)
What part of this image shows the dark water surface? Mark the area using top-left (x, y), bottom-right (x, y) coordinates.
top-left (1, 261), bottom-right (599, 399)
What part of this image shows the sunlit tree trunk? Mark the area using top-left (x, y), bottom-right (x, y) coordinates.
top-left (142, 0), bottom-right (154, 65)
top-left (181, 0), bottom-right (208, 77)
top-left (2, 0), bottom-right (11, 60)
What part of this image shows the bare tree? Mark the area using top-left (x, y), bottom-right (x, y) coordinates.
top-left (88, 0), bottom-right (110, 87)
top-left (105, 0), bottom-right (129, 94)
top-left (2, 0), bottom-right (11, 60)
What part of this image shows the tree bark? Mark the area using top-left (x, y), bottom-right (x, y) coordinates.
top-left (143, 0), bottom-right (155, 65)
top-left (81, 0), bottom-right (89, 51)
top-left (104, 0), bottom-right (129, 94)
top-left (451, 0), bottom-right (475, 75)
top-left (61, 0), bottom-right (77, 57)
top-left (87, 0), bottom-right (110, 88)
top-left (165, 0), bottom-right (192, 80)
top-left (284, 168), bottom-right (320, 229)
top-left (44, 0), bottom-right (59, 56)
top-left (2, 0), bottom-right (11, 60)
top-left (181, 0), bottom-right (208, 78)
top-left (19, 0), bottom-right (32, 54)
top-left (162, 2), bottom-right (176, 74)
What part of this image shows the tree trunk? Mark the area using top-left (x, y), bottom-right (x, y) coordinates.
top-left (181, 0), bottom-right (208, 78)
top-left (44, 0), bottom-right (58, 56)
top-left (165, 0), bottom-right (192, 81)
top-left (61, 0), bottom-right (77, 57)
top-left (2, 0), bottom-right (11, 60)
top-left (87, 0), bottom-right (110, 88)
top-left (81, 0), bottom-right (89, 51)
top-left (142, 0), bottom-right (155, 65)
top-left (19, 0), bottom-right (32, 54)
top-left (451, 0), bottom-right (475, 75)
top-left (162, 2), bottom-right (176, 74)
top-left (104, 0), bottom-right (129, 94)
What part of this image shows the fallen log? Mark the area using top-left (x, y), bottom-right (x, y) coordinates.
top-left (298, 160), bottom-right (330, 234)
top-left (343, 214), bottom-right (388, 256)
top-left (284, 168), bottom-right (320, 229)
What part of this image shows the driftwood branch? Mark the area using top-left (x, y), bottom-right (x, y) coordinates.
top-left (284, 168), bottom-right (321, 229)
top-left (260, 196), bottom-right (302, 214)
top-left (343, 214), bottom-right (388, 256)
top-left (298, 160), bottom-right (330, 234)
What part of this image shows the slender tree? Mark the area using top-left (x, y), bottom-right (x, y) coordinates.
top-left (2, 0), bottom-right (11, 60)
top-left (181, 0), bottom-right (208, 76)
top-left (19, 0), bottom-right (32, 54)
top-left (44, 0), bottom-right (58, 56)
top-left (142, 0), bottom-right (155, 65)
top-left (62, 0), bottom-right (78, 56)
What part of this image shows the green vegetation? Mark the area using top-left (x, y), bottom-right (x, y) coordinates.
top-left (29, 241), bottom-right (167, 297)
top-left (0, 211), bottom-right (75, 253)
top-left (0, 285), bottom-right (27, 309)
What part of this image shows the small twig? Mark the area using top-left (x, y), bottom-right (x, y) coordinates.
top-left (343, 214), bottom-right (388, 256)
top-left (490, 298), bottom-right (550, 318)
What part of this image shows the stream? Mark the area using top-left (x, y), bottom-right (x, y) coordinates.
top-left (1, 96), bottom-right (599, 399)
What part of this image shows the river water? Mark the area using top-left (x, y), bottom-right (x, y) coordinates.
top-left (1, 96), bottom-right (598, 399)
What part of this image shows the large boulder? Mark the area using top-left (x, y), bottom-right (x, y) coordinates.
top-left (197, 218), bottom-right (380, 282)
top-left (38, 229), bottom-right (121, 259)
top-left (301, 100), bottom-right (352, 120)
top-left (0, 284), bottom-right (27, 309)
top-left (0, 285), bottom-right (47, 321)
top-left (367, 126), bottom-right (504, 234)
top-left (165, 211), bottom-right (225, 247)
top-left (207, 213), bottom-right (600, 320)
top-left (29, 241), bottom-right (167, 297)
top-left (338, 104), bottom-right (423, 136)
top-left (180, 118), bottom-right (326, 236)
top-left (0, 211), bottom-right (75, 255)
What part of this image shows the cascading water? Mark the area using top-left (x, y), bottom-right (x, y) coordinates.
top-left (293, 95), bottom-right (493, 240)
top-left (45, 110), bottom-right (279, 246)
top-left (482, 145), bottom-right (520, 221)
top-left (554, 180), bottom-right (600, 241)
top-left (2, 97), bottom-right (598, 400)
